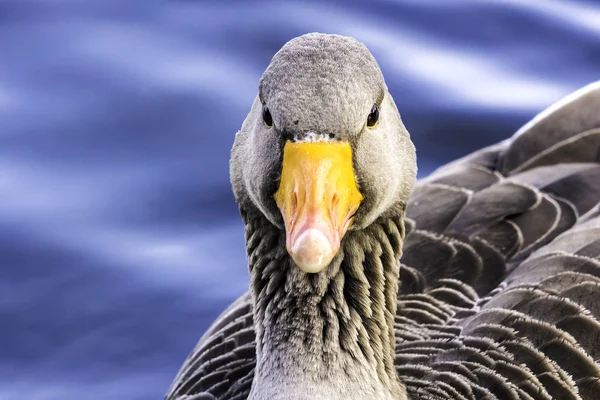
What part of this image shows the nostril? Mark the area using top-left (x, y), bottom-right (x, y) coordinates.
top-left (288, 190), bottom-right (299, 228)
top-left (330, 193), bottom-right (339, 225)
top-left (328, 132), bottom-right (335, 140)
top-left (292, 190), bottom-right (298, 211)
top-left (332, 193), bottom-right (339, 208)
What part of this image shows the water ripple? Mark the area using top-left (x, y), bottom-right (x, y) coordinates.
top-left (1, 1), bottom-right (599, 398)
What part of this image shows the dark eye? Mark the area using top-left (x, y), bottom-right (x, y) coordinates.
top-left (367, 104), bottom-right (379, 128)
top-left (262, 105), bottom-right (273, 128)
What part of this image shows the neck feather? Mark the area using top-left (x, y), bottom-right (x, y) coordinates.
top-left (242, 206), bottom-right (407, 400)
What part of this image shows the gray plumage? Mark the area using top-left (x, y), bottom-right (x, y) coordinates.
top-left (165, 33), bottom-right (600, 400)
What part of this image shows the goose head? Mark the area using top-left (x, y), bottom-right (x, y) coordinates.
top-left (231, 33), bottom-right (417, 272)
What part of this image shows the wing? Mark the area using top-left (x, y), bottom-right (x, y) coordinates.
top-left (397, 82), bottom-right (600, 399)
top-left (166, 82), bottom-right (600, 400)
top-left (165, 292), bottom-right (255, 400)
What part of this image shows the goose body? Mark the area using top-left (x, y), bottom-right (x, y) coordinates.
top-left (166, 34), bottom-right (600, 400)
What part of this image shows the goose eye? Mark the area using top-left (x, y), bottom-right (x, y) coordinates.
top-left (262, 105), bottom-right (273, 128)
top-left (367, 104), bottom-right (379, 128)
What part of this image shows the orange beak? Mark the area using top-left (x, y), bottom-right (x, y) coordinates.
top-left (274, 142), bottom-right (363, 273)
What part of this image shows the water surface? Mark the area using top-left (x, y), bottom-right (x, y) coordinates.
top-left (1, 1), bottom-right (599, 398)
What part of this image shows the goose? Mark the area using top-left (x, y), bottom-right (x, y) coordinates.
top-left (165, 33), bottom-right (600, 400)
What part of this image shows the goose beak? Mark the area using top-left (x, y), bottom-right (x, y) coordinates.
top-left (274, 141), bottom-right (363, 273)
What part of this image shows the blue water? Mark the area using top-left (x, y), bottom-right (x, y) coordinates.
top-left (1, 0), bottom-right (599, 398)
